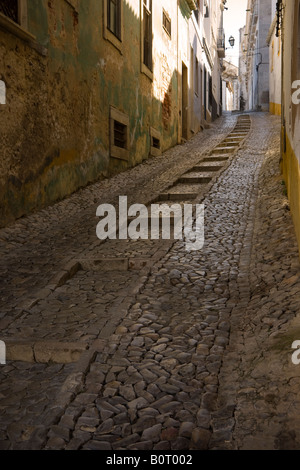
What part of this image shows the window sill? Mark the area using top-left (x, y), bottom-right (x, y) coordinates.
top-left (0, 13), bottom-right (35, 42)
top-left (163, 26), bottom-right (171, 39)
top-left (104, 28), bottom-right (123, 55)
top-left (110, 146), bottom-right (129, 161)
top-left (141, 63), bottom-right (153, 81)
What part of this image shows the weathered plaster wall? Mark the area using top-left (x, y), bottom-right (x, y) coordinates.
top-left (0, 0), bottom-right (180, 226)
top-left (1, 0), bottom-right (219, 227)
top-left (0, 0), bottom-right (109, 225)
top-left (281, 0), bottom-right (300, 256)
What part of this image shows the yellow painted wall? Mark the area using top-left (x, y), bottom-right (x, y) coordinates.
top-left (281, 130), bottom-right (300, 254)
top-left (270, 102), bottom-right (282, 115)
top-left (280, 0), bottom-right (300, 257)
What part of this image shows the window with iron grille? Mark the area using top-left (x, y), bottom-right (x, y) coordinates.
top-left (110, 106), bottom-right (129, 161)
top-left (162, 9), bottom-right (171, 37)
top-left (143, 0), bottom-right (152, 71)
top-left (0, 0), bottom-right (19, 23)
top-left (107, 0), bottom-right (121, 40)
top-left (114, 120), bottom-right (127, 149)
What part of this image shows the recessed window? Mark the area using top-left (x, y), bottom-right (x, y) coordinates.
top-left (195, 57), bottom-right (199, 96)
top-left (152, 136), bottom-right (160, 149)
top-left (114, 120), bottom-right (127, 149)
top-left (150, 127), bottom-right (162, 157)
top-left (110, 107), bottom-right (130, 161)
top-left (208, 74), bottom-right (212, 109)
top-left (107, 0), bottom-right (121, 40)
top-left (162, 9), bottom-right (171, 37)
top-left (104, 0), bottom-right (123, 52)
top-left (0, 0), bottom-right (19, 24)
top-left (0, 80), bottom-right (6, 104)
top-left (143, 0), bottom-right (152, 71)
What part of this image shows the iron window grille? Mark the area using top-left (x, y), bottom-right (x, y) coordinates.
top-left (0, 0), bottom-right (18, 23)
top-left (114, 120), bottom-right (127, 149)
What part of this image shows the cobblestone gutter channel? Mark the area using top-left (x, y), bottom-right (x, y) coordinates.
top-left (1, 113), bottom-right (297, 451)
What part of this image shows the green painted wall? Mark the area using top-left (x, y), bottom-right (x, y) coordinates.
top-left (0, 0), bottom-right (179, 226)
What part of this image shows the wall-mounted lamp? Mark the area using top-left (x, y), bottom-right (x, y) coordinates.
top-left (225, 36), bottom-right (235, 50)
top-left (228, 36), bottom-right (235, 48)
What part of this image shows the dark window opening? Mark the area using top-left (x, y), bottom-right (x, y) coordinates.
top-left (114, 120), bottom-right (127, 149)
top-left (195, 58), bottom-right (199, 95)
top-left (143, 0), bottom-right (152, 71)
top-left (208, 74), bottom-right (212, 110)
top-left (107, 0), bottom-right (121, 40)
top-left (0, 0), bottom-right (18, 23)
top-left (152, 136), bottom-right (160, 149)
top-left (162, 10), bottom-right (171, 37)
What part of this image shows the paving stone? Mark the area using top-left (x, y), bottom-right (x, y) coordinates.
top-left (190, 428), bottom-right (212, 450)
top-left (127, 397), bottom-right (149, 410)
top-left (141, 424), bottom-right (162, 442)
top-left (3, 113), bottom-right (296, 451)
top-left (161, 427), bottom-right (179, 441)
top-left (119, 385), bottom-right (136, 401)
top-left (82, 440), bottom-right (112, 450)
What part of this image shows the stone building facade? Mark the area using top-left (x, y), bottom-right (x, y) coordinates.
top-left (0, 0), bottom-right (225, 226)
top-left (221, 59), bottom-right (239, 112)
top-left (239, 0), bottom-right (272, 111)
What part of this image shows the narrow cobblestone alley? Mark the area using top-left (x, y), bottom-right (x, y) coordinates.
top-left (1, 112), bottom-right (300, 452)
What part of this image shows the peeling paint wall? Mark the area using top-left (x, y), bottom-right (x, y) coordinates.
top-left (0, 0), bottom-right (221, 226)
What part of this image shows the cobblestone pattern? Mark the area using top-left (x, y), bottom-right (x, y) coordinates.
top-left (1, 113), bottom-right (297, 451)
top-left (0, 362), bottom-right (74, 450)
top-left (0, 114), bottom-right (237, 449)
top-left (217, 132), bottom-right (300, 450)
top-left (0, 115), bottom-right (236, 321)
top-left (41, 113), bottom-right (288, 451)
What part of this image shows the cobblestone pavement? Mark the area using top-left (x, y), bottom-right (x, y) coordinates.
top-left (1, 112), bottom-right (300, 450)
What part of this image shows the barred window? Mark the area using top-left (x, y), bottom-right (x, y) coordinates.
top-left (0, 0), bottom-right (19, 23)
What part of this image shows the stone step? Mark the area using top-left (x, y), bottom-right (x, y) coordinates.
top-left (228, 133), bottom-right (247, 138)
top-left (157, 193), bottom-right (198, 202)
top-left (5, 340), bottom-right (88, 364)
top-left (211, 146), bottom-right (236, 155)
top-left (178, 175), bottom-right (212, 184)
top-left (224, 136), bottom-right (244, 141)
top-left (203, 156), bottom-right (229, 162)
top-left (191, 164), bottom-right (223, 172)
top-left (221, 140), bottom-right (241, 146)
top-left (79, 257), bottom-right (150, 271)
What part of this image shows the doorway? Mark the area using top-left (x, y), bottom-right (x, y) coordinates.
top-left (182, 62), bottom-right (188, 140)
